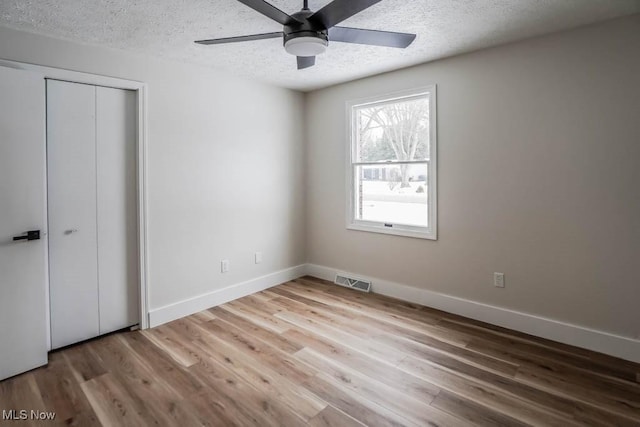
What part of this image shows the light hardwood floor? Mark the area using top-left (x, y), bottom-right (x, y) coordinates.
top-left (1, 276), bottom-right (639, 426)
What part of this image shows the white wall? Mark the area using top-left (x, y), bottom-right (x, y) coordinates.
top-left (0, 27), bottom-right (306, 312)
top-left (2, 14), bottom-right (638, 347)
top-left (305, 15), bottom-right (640, 340)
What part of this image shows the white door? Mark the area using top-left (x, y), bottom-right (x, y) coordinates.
top-left (96, 86), bottom-right (139, 334)
top-left (0, 66), bottom-right (48, 380)
top-left (47, 80), bottom-right (100, 348)
top-left (48, 80), bottom-right (138, 349)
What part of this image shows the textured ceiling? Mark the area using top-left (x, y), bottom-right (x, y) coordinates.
top-left (1, 0), bottom-right (639, 91)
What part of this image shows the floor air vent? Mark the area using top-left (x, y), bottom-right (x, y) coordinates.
top-left (335, 274), bottom-right (371, 293)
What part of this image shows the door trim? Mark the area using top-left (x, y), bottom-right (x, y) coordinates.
top-left (0, 59), bottom-right (150, 339)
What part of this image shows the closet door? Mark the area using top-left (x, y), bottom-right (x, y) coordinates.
top-left (96, 86), bottom-right (139, 334)
top-left (47, 80), bottom-right (100, 349)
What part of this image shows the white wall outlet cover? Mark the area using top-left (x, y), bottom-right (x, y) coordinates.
top-left (221, 260), bottom-right (229, 273)
top-left (494, 272), bottom-right (505, 288)
top-left (255, 252), bottom-right (262, 264)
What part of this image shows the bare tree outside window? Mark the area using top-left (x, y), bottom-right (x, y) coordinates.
top-left (357, 97), bottom-right (429, 187)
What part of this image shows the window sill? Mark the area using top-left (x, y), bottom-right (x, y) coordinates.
top-left (347, 223), bottom-right (437, 240)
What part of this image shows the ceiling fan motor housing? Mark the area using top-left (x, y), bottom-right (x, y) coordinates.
top-left (283, 10), bottom-right (329, 57)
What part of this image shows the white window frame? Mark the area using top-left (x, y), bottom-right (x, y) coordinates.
top-left (346, 85), bottom-right (437, 240)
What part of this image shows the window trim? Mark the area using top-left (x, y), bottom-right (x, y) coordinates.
top-left (345, 85), bottom-right (437, 240)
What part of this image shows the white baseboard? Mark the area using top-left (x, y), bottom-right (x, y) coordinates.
top-left (148, 264), bottom-right (307, 328)
top-left (306, 264), bottom-right (640, 363)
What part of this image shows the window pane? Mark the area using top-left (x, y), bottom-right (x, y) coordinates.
top-left (355, 95), bottom-right (430, 163)
top-left (355, 164), bottom-right (429, 228)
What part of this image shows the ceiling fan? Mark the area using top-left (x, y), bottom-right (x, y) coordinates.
top-left (195, 0), bottom-right (416, 69)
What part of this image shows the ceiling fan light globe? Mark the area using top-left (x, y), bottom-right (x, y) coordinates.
top-left (284, 37), bottom-right (328, 56)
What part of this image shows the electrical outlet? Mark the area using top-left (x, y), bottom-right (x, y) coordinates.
top-left (221, 259), bottom-right (229, 273)
top-left (494, 272), bottom-right (505, 288)
top-left (255, 252), bottom-right (262, 264)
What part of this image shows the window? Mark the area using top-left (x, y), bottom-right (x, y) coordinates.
top-left (347, 86), bottom-right (437, 239)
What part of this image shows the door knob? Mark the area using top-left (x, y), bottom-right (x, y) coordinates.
top-left (64, 229), bottom-right (78, 235)
top-left (13, 230), bottom-right (41, 241)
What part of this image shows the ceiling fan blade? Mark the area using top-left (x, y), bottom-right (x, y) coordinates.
top-left (329, 26), bottom-right (416, 48)
top-left (297, 56), bottom-right (316, 69)
top-left (195, 31), bottom-right (283, 45)
top-left (309, 0), bottom-right (383, 29)
top-left (236, 0), bottom-right (299, 25)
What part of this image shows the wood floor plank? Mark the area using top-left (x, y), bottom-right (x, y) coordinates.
top-left (0, 373), bottom-right (49, 427)
top-left (3, 275), bottom-right (639, 427)
top-left (239, 293), bottom-right (284, 315)
top-left (197, 318), bottom-right (317, 384)
top-left (374, 332), bottom-right (519, 377)
top-left (89, 334), bottom-right (182, 400)
top-left (221, 298), bottom-right (292, 333)
top-left (267, 295), bottom-right (378, 337)
top-left (267, 287), bottom-right (359, 319)
top-left (189, 309), bottom-right (217, 324)
top-left (284, 280), bottom-right (437, 327)
top-left (87, 334), bottom-right (193, 426)
top-left (301, 374), bottom-right (417, 427)
top-left (140, 325), bottom-right (200, 368)
top-left (189, 357), bottom-right (308, 427)
top-left (191, 328), bottom-right (327, 421)
top-left (466, 336), bottom-right (640, 388)
top-left (282, 328), bottom-right (441, 403)
top-left (272, 291), bottom-right (459, 363)
top-left (165, 316), bottom-right (207, 340)
top-left (249, 290), bottom-right (277, 303)
top-left (515, 365), bottom-right (640, 422)
top-left (308, 405), bottom-right (367, 427)
top-left (61, 342), bottom-right (108, 383)
top-left (443, 314), bottom-right (640, 376)
top-left (430, 390), bottom-right (529, 427)
top-left (441, 317), bottom-right (639, 383)
top-left (296, 276), bottom-right (639, 381)
top-left (80, 373), bottom-right (148, 427)
top-left (294, 277), bottom-right (444, 324)
top-left (32, 351), bottom-right (96, 424)
top-left (295, 347), bottom-right (468, 427)
top-left (275, 310), bottom-right (407, 366)
top-left (60, 410), bottom-right (101, 427)
top-left (209, 306), bottom-right (302, 354)
top-left (398, 355), bottom-right (607, 427)
top-left (271, 298), bottom-right (517, 394)
top-left (118, 330), bottom-right (205, 397)
top-left (285, 325), bottom-right (581, 426)
top-left (274, 283), bottom-right (471, 347)
top-left (181, 391), bottom-right (245, 427)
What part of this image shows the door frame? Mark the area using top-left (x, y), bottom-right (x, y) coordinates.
top-left (0, 59), bottom-right (150, 342)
